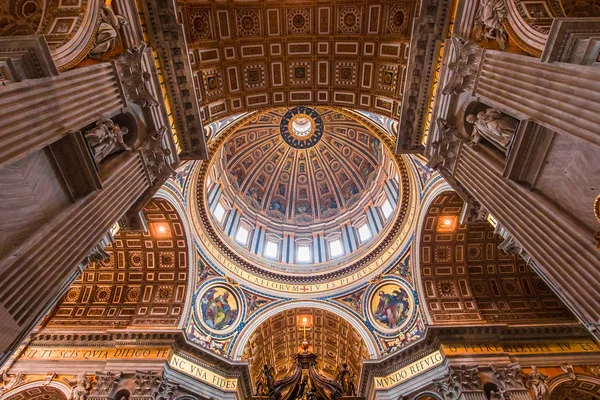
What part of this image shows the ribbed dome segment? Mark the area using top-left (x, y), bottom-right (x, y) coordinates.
top-left (219, 107), bottom-right (381, 225)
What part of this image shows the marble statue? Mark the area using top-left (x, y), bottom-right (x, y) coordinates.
top-left (335, 363), bottom-right (356, 396)
top-left (466, 107), bottom-right (518, 150)
top-left (474, 0), bottom-right (508, 51)
top-left (90, 3), bottom-right (128, 59)
top-left (84, 118), bottom-right (131, 164)
top-left (255, 364), bottom-right (275, 396)
top-left (523, 366), bottom-right (550, 400)
top-left (0, 371), bottom-right (29, 395)
top-left (64, 373), bottom-right (93, 400)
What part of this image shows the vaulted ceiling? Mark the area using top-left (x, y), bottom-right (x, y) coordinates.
top-left (43, 199), bottom-right (189, 330)
top-left (419, 191), bottom-right (575, 325)
top-left (178, 0), bottom-right (414, 125)
top-left (243, 308), bottom-right (369, 383)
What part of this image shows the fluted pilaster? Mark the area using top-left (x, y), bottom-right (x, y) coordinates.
top-left (454, 146), bottom-right (600, 329)
top-left (475, 50), bottom-right (600, 146)
top-left (0, 62), bottom-right (126, 168)
top-left (0, 152), bottom-right (149, 364)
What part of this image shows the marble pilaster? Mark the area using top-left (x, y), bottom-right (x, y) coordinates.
top-left (0, 62), bottom-right (127, 168)
top-left (0, 152), bottom-right (150, 366)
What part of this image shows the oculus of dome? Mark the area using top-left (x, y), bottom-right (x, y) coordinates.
top-left (280, 106), bottom-right (324, 149)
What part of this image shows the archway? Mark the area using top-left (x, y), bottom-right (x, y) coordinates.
top-left (240, 305), bottom-right (370, 390)
top-left (0, 382), bottom-right (70, 400)
top-left (232, 300), bottom-right (379, 361)
top-left (550, 377), bottom-right (600, 400)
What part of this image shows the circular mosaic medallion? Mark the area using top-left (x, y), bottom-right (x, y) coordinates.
top-left (368, 280), bottom-right (415, 333)
top-left (280, 107), bottom-right (324, 149)
top-left (196, 284), bottom-right (241, 335)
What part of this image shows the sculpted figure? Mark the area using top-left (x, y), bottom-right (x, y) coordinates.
top-left (84, 118), bottom-right (131, 164)
top-left (474, 0), bottom-right (508, 50)
top-left (254, 364), bottom-right (275, 396)
top-left (466, 107), bottom-right (518, 150)
top-left (64, 373), bottom-right (92, 400)
top-left (0, 371), bottom-right (29, 395)
top-left (523, 366), bottom-right (550, 400)
top-left (90, 3), bottom-right (128, 59)
top-left (335, 363), bottom-right (356, 396)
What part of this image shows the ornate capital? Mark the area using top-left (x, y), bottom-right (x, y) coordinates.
top-left (151, 373), bottom-right (178, 400)
top-left (434, 373), bottom-right (460, 399)
top-left (434, 365), bottom-right (481, 399)
top-left (133, 371), bottom-right (156, 398)
top-left (452, 365), bottom-right (482, 392)
top-left (427, 118), bottom-right (464, 176)
top-left (140, 127), bottom-right (177, 184)
top-left (490, 362), bottom-right (523, 390)
top-left (116, 44), bottom-right (160, 109)
top-left (90, 372), bottom-right (122, 398)
top-left (442, 35), bottom-right (484, 96)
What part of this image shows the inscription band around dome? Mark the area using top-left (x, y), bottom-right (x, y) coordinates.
top-left (280, 106), bottom-right (324, 149)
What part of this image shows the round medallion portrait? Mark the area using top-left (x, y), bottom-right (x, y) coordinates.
top-left (196, 284), bottom-right (241, 335)
top-left (368, 281), bottom-right (415, 333)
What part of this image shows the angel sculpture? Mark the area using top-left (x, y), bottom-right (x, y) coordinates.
top-left (473, 0), bottom-right (508, 51)
top-left (523, 366), bottom-right (550, 400)
top-left (63, 373), bottom-right (93, 400)
top-left (254, 364), bottom-right (275, 396)
top-left (0, 371), bottom-right (29, 395)
top-left (335, 363), bottom-right (356, 396)
top-left (442, 35), bottom-right (482, 96)
top-left (90, 3), bottom-right (128, 59)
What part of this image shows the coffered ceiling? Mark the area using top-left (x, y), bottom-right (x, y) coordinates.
top-left (43, 199), bottom-right (189, 330)
top-left (419, 192), bottom-right (575, 325)
top-left (178, 0), bottom-right (414, 126)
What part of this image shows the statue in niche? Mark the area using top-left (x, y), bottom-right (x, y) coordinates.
top-left (63, 373), bottom-right (93, 400)
top-left (84, 118), bottom-right (131, 164)
top-left (254, 364), bottom-right (275, 396)
top-left (335, 363), bottom-right (356, 396)
top-left (90, 3), bottom-right (128, 59)
top-left (465, 107), bottom-right (518, 151)
top-left (523, 366), bottom-right (550, 400)
top-left (473, 0), bottom-right (508, 51)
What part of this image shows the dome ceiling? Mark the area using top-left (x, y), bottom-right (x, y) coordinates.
top-left (192, 106), bottom-right (414, 294)
top-left (217, 107), bottom-right (382, 226)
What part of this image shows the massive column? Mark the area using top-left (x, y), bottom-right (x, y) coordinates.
top-left (425, 20), bottom-right (600, 339)
top-left (0, 29), bottom-right (180, 367)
